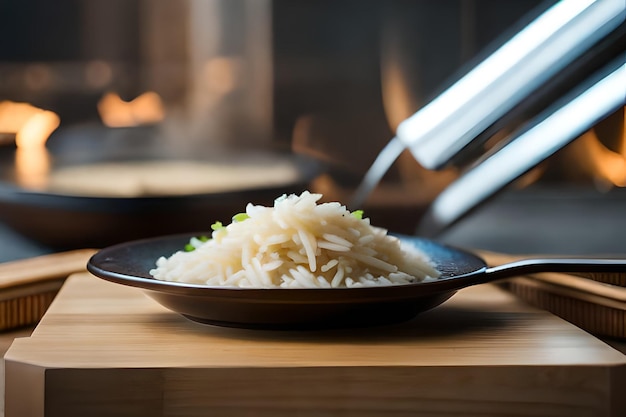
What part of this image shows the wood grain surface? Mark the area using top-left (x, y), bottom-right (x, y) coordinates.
top-left (5, 272), bottom-right (626, 417)
top-left (0, 250), bottom-right (95, 416)
top-left (0, 250), bottom-right (96, 331)
top-left (0, 250), bottom-right (96, 289)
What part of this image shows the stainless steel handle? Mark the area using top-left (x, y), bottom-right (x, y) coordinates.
top-left (417, 59), bottom-right (626, 238)
top-left (397, 0), bottom-right (625, 170)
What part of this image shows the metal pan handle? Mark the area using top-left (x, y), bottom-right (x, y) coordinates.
top-left (485, 258), bottom-right (626, 285)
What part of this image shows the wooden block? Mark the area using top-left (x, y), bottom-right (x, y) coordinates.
top-left (5, 273), bottom-right (626, 417)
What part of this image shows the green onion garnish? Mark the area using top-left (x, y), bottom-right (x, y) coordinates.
top-left (232, 213), bottom-right (249, 222)
top-left (351, 210), bottom-right (364, 220)
top-left (184, 235), bottom-right (210, 252)
top-left (211, 221), bottom-right (224, 231)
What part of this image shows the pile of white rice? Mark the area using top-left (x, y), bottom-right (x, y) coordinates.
top-left (150, 191), bottom-right (439, 288)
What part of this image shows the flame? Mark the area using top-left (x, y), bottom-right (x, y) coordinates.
top-left (380, 56), bottom-right (415, 132)
top-left (15, 145), bottom-right (51, 189)
top-left (568, 108), bottom-right (626, 188)
top-left (582, 131), bottom-right (626, 188)
top-left (0, 100), bottom-right (60, 148)
top-left (97, 91), bottom-right (165, 128)
top-left (15, 110), bottom-right (61, 149)
top-left (0, 100), bottom-right (60, 189)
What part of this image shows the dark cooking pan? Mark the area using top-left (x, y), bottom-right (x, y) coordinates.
top-left (87, 232), bottom-right (626, 330)
top-left (0, 124), bottom-right (320, 249)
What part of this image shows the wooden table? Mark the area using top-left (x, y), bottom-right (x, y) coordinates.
top-left (5, 272), bottom-right (625, 417)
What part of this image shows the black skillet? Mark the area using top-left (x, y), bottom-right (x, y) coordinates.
top-left (86, 232), bottom-right (626, 330)
top-left (0, 124), bottom-right (320, 249)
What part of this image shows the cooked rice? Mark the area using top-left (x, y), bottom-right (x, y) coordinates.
top-left (149, 191), bottom-right (440, 288)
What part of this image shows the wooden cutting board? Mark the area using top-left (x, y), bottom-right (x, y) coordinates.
top-left (5, 272), bottom-right (625, 417)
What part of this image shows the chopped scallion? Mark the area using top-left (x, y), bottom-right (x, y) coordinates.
top-left (351, 210), bottom-right (364, 220)
top-left (232, 212), bottom-right (250, 222)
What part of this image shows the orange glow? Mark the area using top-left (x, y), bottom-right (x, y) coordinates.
top-left (583, 132), bottom-right (626, 187)
top-left (0, 101), bottom-right (44, 134)
top-left (97, 91), bottom-right (165, 128)
top-left (570, 108), bottom-right (626, 188)
top-left (381, 58), bottom-right (415, 132)
top-left (15, 146), bottom-right (51, 189)
top-left (0, 100), bottom-right (59, 189)
top-left (0, 100), bottom-right (60, 148)
top-left (15, 110), bottom-right (60, 149)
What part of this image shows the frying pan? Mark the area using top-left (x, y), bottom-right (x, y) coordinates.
top-left (87, 232), bottom-right (626, 330)
top-left (0, 124), bottom-right (320, 249)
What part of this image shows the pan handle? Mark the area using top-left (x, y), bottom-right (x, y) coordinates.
top-left (485, 258), bottom-right (626, 286)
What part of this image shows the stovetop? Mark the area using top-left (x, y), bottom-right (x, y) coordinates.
top-left (1, 185), bottom-right (625, 263)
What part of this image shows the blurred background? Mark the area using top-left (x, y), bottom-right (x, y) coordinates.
top-left (0, 0), bottom-right (624, 261)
